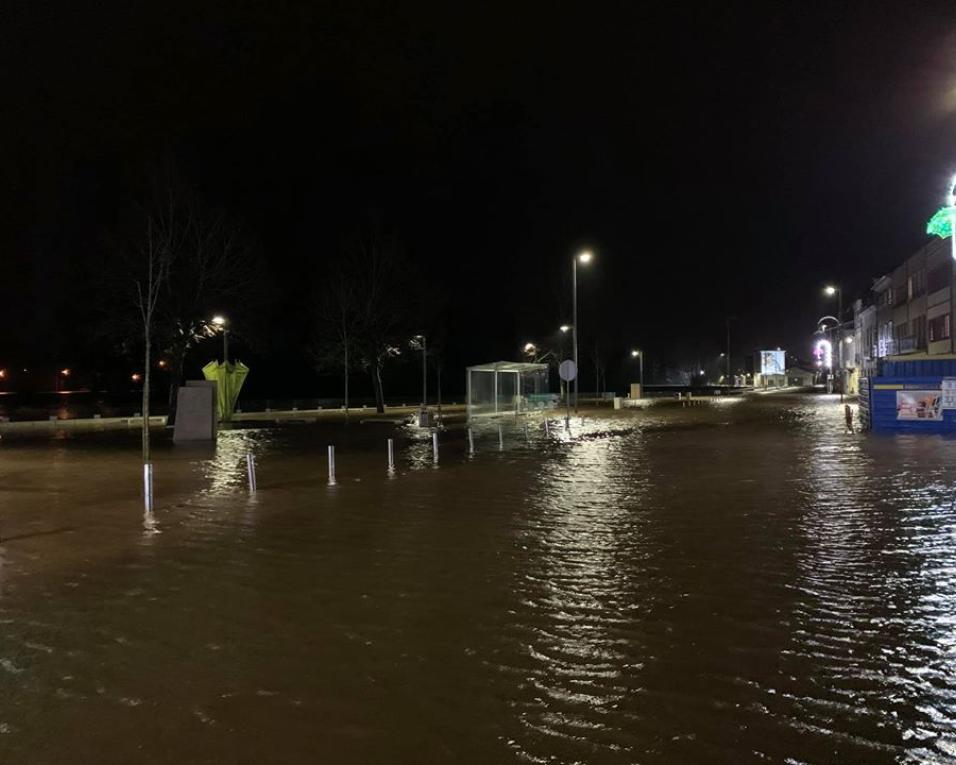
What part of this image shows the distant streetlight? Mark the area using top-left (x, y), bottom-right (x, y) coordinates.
top-left (823, 285), bottom-right (844, 399)
top-left (572, 250), bottom-right (593, 411)
top-left (131, 373), bottom-right (142, 383)
top-left (211, 315), bottom-right (229, 364)
top-left (0, 369), bottom-right (6, 379)
top-left (523, 342), bottom-right (537, 355)
top-left (559, 325), bottom-right (571, 333)
top-left (630, 349), bottom-right (644, 396)
top-left (60, 368), bottom-right (70, 377)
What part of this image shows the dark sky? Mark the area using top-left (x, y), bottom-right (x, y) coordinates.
top-left (3, 1), bottom-right (956, 394)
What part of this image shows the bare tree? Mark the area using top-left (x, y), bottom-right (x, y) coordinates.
top-left (313, 226), bottom-right (419, 414)
top-left (157, 194), bottom-right (264, 426)
top-left (311, 263), bottom-right (361, 417)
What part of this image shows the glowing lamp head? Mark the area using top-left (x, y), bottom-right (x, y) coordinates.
top-left (823, 285), bottom-right (837, 297)
top-left (131, 373), bottom-right (142, 382)
top-left (60, 368), bottom-right (70, 377)
top-left (631, 350), bottom-right (639, 357)
top-left (577, 250), bottom-right (593, 264)
top-left (845, 336), bottom-right (853, 344)
top-left (211, 315), bottom-right (227, 328)
top-left (0, 369), bottom-right (6, 379)
top-left (523, 343), bottom-right (536, 353)
top-left (559, 325), bottom-right (571, 333)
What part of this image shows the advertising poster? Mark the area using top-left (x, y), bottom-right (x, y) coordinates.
top-left (896, 390), bottom-right (942, 420)
top-left (759, 350), bottom-right (785, 375)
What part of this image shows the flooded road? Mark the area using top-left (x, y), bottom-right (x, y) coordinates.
top-left (2, 393), bottom-right (956, 763)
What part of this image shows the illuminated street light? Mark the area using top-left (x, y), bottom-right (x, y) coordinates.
top-left (572, 249), bottom-right (593, 411)
top-left (210, 315), bottom-right (229, 363)
top-left (0, 369), bottom-right (6, 379)
top-left (131, 373), bottom-right (142, 382)
top-left (822, 285), bottom-right (844, 400)
top-left (60, 368), bottom-right (70, 377)
top-left (559, 325), bottom-right (571, 333)
top-left (630, 349), bottom-right (644, 397)
top-left (410, 334), bottom-right (427, 407)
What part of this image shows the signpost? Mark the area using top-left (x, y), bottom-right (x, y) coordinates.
top-left (559, 359), bottom-right (577, 429)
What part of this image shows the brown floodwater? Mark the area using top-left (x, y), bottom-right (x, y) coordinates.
top-left (2, 393), bottom-right (956, 763)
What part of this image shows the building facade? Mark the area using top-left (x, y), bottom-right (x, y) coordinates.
top-left (860, 237), bottom-right (952, 367)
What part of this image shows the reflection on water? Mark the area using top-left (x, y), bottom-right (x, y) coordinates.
top-left (3, 395), bottom-right (956, 762)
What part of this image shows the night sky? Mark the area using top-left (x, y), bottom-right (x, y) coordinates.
top-left (3, 1), bottom-right (956, 397)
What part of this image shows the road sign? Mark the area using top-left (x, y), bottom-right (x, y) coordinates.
top-left (558, 359), bottom-right (577, 382)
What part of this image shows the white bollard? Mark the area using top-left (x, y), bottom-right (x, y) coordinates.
top-left (143, 463), bottom-right (154, 513)
top-left (498, 424), bottom-right (504, 451)
top-left (387, 438), bottom-right (395, 473)
top-left (327, 445), bottom-right (337, 486)
top-left (432, 431), bottom-right (439, 464)
top-left (246, 453), bottom-right (257, 493)
top-left (544, 418), bottom-right (550, 435)
top-left (467, 427), bottom-right (475, 455)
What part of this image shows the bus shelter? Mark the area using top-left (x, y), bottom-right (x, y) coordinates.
top-left (466, 361), bottom-right (552, 418)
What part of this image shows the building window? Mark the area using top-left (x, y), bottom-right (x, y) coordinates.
top-left (929, 314), bottom-right (951, 342)
top-left (912, 315), bottom-right (926, 347)
top-left (928, 262), bottom-right (950, 293)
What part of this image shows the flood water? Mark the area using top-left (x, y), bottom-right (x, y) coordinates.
top-left (2, 393), bottom-right (956, 763)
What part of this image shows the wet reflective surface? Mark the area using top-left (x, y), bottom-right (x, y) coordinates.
top-left (2, 393), bottom-right (956, 762)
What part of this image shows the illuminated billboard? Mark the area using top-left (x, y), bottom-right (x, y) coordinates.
top-left (759, 350), bottom-right (785, 375)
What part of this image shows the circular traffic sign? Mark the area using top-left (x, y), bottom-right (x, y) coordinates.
top-left (558, 359), bottom-right (577, 382)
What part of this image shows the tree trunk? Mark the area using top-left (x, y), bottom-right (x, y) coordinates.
top-left (371, 363), bottom-right (385, 414)
top-left (343, 340), bottom-right (350, 420)
top-left (143, 335), bottom-right (151, 463)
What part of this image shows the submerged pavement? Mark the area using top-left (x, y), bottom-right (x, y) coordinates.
top-left (1, 393), bottom-right (955, 763)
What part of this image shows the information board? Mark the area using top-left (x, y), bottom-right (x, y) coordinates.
top-left (942, 378), bottom-right (956, 409)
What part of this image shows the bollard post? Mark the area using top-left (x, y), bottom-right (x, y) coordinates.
top-left (498, 424), bottom-right (504, 451)
top-left (432, 431), bottom-right (439, 464)
top-left (143, 463), bottom-right (154, 513)
top-left (327, 445), bottom-right (337, 486)
top-left (467, 427), bottom-right (475, 455)
top-left (246, 453), bottom-right (257, 493)
top-left (387, 438), bottom-right (395, 473)
top-left (544, 418), bottom-right (550, 435)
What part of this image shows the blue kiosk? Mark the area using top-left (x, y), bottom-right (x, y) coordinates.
top-left (862, 358), bottom-right (956, 433)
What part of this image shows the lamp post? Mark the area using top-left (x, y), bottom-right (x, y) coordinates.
top-left (630, 349), bottom-right (643, 397)
top-left (572, 250), bottom-right (592, 412)
top-left (823, 286), bottom-right (843, 400)
top-left (211, 315), bottom-right (228, 364)
top-left (413, 334), bottom-right (427, 407)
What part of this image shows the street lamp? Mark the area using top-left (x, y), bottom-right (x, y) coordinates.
top-left (630, 349), bottom-right (644, 397)
top-left (572, 250), bottom-right (593, 411)
top-left (211, 315), bottom-right (229, 364)
top-left (412, 334), bottom-right (427, 407)
top-left (822, 286), bottom-right (843, 399)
